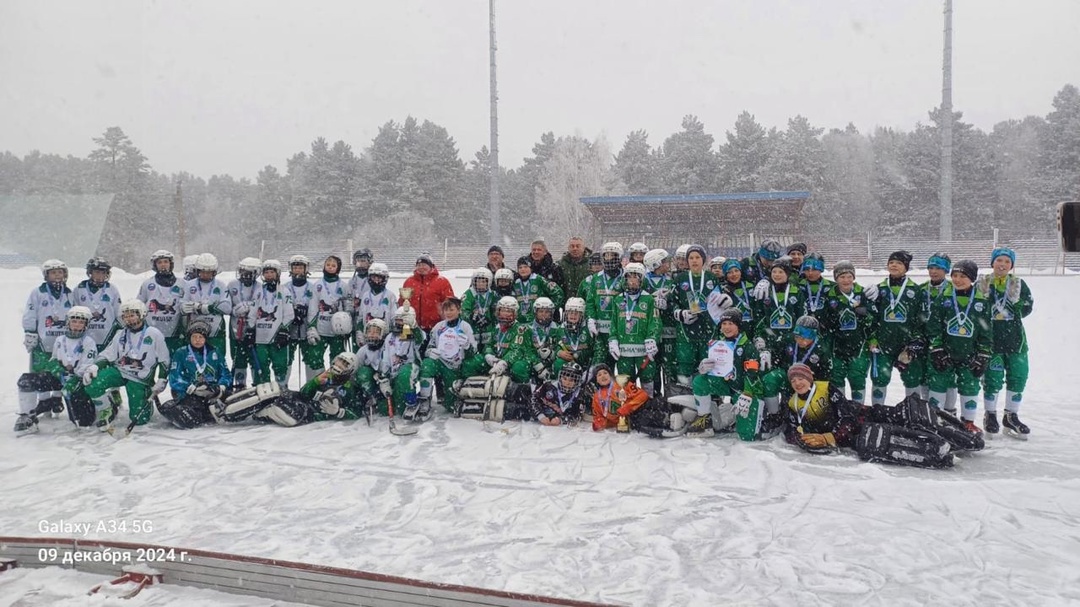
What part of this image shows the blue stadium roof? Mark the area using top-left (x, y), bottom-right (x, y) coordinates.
top-left (580, 191), bottom-right (810, 205)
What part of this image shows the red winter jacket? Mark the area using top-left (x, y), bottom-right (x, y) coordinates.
top-left (400, 267), bottom-right (455, 331)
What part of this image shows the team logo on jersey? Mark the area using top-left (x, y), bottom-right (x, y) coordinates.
top-left (147, 284), bottom-right (155, 291)
top-left (974, 303), bottom-right (984, 312)
top-left (906, 291), bottom-right (914, 299)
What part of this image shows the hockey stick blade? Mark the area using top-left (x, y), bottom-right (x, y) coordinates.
top-left (389, 421), bottom-right (418, 436)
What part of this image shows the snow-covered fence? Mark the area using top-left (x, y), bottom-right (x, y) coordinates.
top-left (810, 235), bottom-right (1078, 274)
top-left (0, 536), bottom-right (619, 607)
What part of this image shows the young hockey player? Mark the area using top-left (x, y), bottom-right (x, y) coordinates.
top-left (585, 242), bottom-right (625, 365)
top-left (354, 262), bottom-right (396, 347)
top-left (799, 252), bottom-right (832, 318)
top-left (780, 315), bottom-right (833, 381)
top-left (918, 253), bottom-right (956, 411)
top-left (181, 253), bottom-right (232, 355)
top-left (493, 268), bottom-right (515, 299)
top-left (420, 298), bottom-right (477, 415)
top-left (305, 255), bottom-right (351, 374)
top-left (553, 297), bottom-right (593, 376)
top-left (978, 247), bottom-right (1033, 438)
top-left (354, 319), bottom-right (391, 416)
top-left (73, 257), bottom-right (122, 350)
top-left (528, 297), bottom-right (560, 381)
top-left (247, 260), bottom-right (294, 385)
top-left (285, 255), bottom-right (318, 382)
top-left (529, 361), bottom-right (587, 426)
top-left (691, 307), bottom-right (762, 435)
top-left (786, 243), bottom-right (807, 274)
top-left (867, 251), bottom-right (923, 407)
top-left (23, 260), bottom-right (75, 374)
top-left (671, 245), bottom-right (721, 390)
top-left (82, 300), bottom-right (170, 431)
top-left (607, 263), bottom-right (662, 395)
top-left (138, 250), bottom-right (186, 353)
top-left (926, 260), bottom-right (992, 433)
top-left (461, 268), bottom-right (496, 348)
top-left (181, 254), bottom-right (199, 285)
top-left (783, 363), bottom-right (860, 454)
top-left (820, 261), bottom-right (875, 403)
top-left (480, 296), bottom-right (538, 384)
top-left (627, 242), bottom-right (649, 264)
top-left (168, 321), bottom-right (232, 404)
top-left (708, 256), bottom-right (728, 281)
top-left (721, 258), bottom-right (756, 331)
top-left (751, 256), bottom-right (806, 418)
top-left (381, 304), bottom-right (425, 418)
top-left (643, 248), bottom-right (677, 391)
top-left (673, 244), bottom-right (691, 272)
top-left (303, 352), bottom-right (366, 422)
top-left (741, 238), bottom-right (782, 285)
top-left (15, 306), bottom-right (98, 435)
top-left (227, 257), bottom-right (262, 389)
top-left (513, 256), bottom-right (564, 323)
top-left (575, 252), bottom-right (604, 300)
top-left (590, 363), bottom-right (650, 431)
top-left (349, 248), bottom-right (374, 304)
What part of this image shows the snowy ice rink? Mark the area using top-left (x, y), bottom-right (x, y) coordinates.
top-left (2, 267), bottom-right (1079, 606)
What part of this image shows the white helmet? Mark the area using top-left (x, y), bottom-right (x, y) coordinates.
top-left (564, 297), bottom-right (586, 314)
top-left (262, 259), bottom-right (283, 274)
top-left (643, 249), bottom-right (670, 273)
top-left (289, 254), bottom-right (311, 267)
top-left (119, 299), bottom-right (148, 327)
top-left (238, 257), bottom-right (261, 273)
top-left (534, 297), bottom-right (555, 312)
top-left (182, 255), bottom-right (199, 273)
top-left (472, 267), bottom-right (493, 288)
top-left (675, 244), bottom-right (691, 260)
top-left (601, 242), bottom-right (624, 258)
top-left (66, 306), bottom-right (92, 338)
top-left (195, 253), bottom-right (219, 272)
top-left (709, 255), bottom-right (728, 269)
top-left (628, 242), bottom-right (649, 256)
top-left (150, 250), bottom-right (174, 272)
top-left (494, 268), bottom-right (514, 283)
top-left (623, 262), bottom-right (646, 279)
top-left (330, 351), bottom-right (358, 376)
top-left (394, 304), bottom-right (417, 330)
top-left (41, 259), bottom-right (68, 282)
top-left (365, 318), bottom-right (388, 343)
top-left (496, 295), bottom-right (519, 322)
top-left (330, 311), bottom-right (353, 336)
top-left (368, 262), bottom-right (390, 278)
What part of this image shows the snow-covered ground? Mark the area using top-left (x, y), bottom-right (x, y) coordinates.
top-left (0, 565), bottom-right (312, 606)
top-left (2, 267), bottom-right (1079, 606)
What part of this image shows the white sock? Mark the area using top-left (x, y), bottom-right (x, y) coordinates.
top-left (945, 388), bottom-right (958, 412)
top-left (928, 391), bottom-right (947, 410)
top-left (983, 392), bottom-right (998, 414)
top-left (694, 394), bottom-right (711, 416)
top-left (961, 397), bottom-right (978, 421)
top-left (1005, 390), bottom-right (1023, 413)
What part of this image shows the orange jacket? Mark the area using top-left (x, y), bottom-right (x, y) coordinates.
top-left (591, 381), bottom-right (649, 431)
top-left (400, 267), bottom-right (455, 331)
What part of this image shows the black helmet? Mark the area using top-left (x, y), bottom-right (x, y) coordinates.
top-left (187, 320), bottom-right (211, 338)
top-left (559, 362), bottom-right (584, 388)
top-left (86, 257), bottom-right (111, 285)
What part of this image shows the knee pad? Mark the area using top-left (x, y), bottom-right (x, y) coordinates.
top-left (253, 390), bottom-right (314, 427)
top-left (158, 395), bottom-right (216, 429)
top-left (219, 382), bottom-right (281, 422)
top-left (856, 423), bottom-right (954, 469)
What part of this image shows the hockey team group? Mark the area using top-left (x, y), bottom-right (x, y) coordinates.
top-left (17, 238), bottom-right (1032, 467)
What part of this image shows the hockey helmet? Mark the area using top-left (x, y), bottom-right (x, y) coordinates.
top-left (195, 253), bottom-right (219, 273)
top-left (496, 296), bottom-right (519, 323)
top-left (85, 257), bottom-right (112, 282)
top-left (674, 244), bottom-right (691, 261)
top-left (187, 320), bottom-right (211, 338)
top-left (151, 250), bottom-right (174, 274)
top-left (709, 255), bottom-right (727, 270)
top-left (330, 351), bottom-right (358, 376)
top-left (330, 311), bottom-right (353, 336)
top-left (471, 267), bottom-right (493, 291)
top-left (41, 259), bottom-right (68, 284)
top-left (66, 306), bottom-right (92, 339)
top-left (365, 318), bottom-right (389, 344)
top-left (119, 299), bottom-right (148, 328)
top-left (643, 248), bottom-right (670, 273)
top-left (558, 362), bottom-right (584, 390)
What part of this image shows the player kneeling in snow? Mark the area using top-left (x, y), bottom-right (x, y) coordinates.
top-left (590, 364), bottom-right (649, 432)
top-left (420, 298), bottom-right (477, 416)
top-left (528, 362), bottom-right (587, 426)
top-left (302, 352), bottom-right (365, 421)
top-left (82, 300), bottom-right (171, 431)
top-left (692, 307), bottom-right (763, 438)
top-left (160, 321), bottom-right (233, 429)
top-left (15, 306), bottom-right (99, 435)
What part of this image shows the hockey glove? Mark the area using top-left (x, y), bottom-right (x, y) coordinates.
top-left (587, 318), bottom-right (599, 338)
top-left (273, 331), bottom-right (290, 348)
top-left (377, 376), bottom-right (393, 398)
top-left (306, 327), bottom-right (320, 346)
top-left (969, 352), bottom-right (991, 378)
top-left (186, 383), bottom-right (199, 395)
top-left (758, 351), bottom-right (773, 372)
top-left (863, 283), bottom-right (879, 302)
top-left (608, 340), bottom-right (621, 361)
top-left (677, 309), bottom-right (698, 325)
top-left (317, 391), bottom-right (345, 418)
top-left (707, 290), bottom-right (733, 310)
top-left (537, 347), bottom-right (552, 361)
top-left (976, 277), bottom-right (991, 298)
top-left (23, 332), bottom-right (38, 352)
top-left (197, 302), bottom-right (213, 315)
top-left (644, 338), bottom-right (658, 358)
top-left (1005, 278), bottom-right (1022, 304)
top-left (697, 358), bottom-right (715, 375)
top-left (753, 336), bottom-right (767, 352)
top-left (82, 364), bottom-right (99, 386)
top-left (930, 347), bottom-right (952, 372)
top-left (294, 305), bottom-right (308, 323)
top-left (798, 432), bottom-right (837, 450)
top-left (490, 360), bottom-right (509, 376)
top-left (654, 291), bottom-right (668, 310)
top-left (243, 325), bottom-right (256, 346)
top-left (181, 301), bottom-right (198, 315)
top-left (233, 302), bottom-right (251, 317)
top-left (751, 279), bottom-right (771, 301)
top-left (533, 362), bottom-right (551, 381)
top-left (735, 392), bottom-right (754, 417)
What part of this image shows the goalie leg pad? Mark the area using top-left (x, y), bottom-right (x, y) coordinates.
top-left (67, 389), bottom-right (96, 427)
top-left (933, 409), bottom-right (986, 451)
top-left (253, 390), bottom-right (314, 427)
top-left (219, 382), bottom-right (281, 422)
top-left (870, 393), bottom-right (936, 429)
top-left (18, 372), bottom-right (63, 416)
top-left (628, 399), bottom-right (669, 431)
top-left (158, 395), bottom-right (216, 429)
top-left (856, 423), bottom-right (954, 469)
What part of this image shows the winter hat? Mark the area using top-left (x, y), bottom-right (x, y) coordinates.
top-left (794, 315), bottom-right (819, 340)
top-left (832, 260), bottom-right (855, 280)
top-left (787, 363), bottom-right (815, 385)
top-left (686, 244), bottom-right (708, 263)
top-left (990, 247), bottom-right (1016, 268)
top-left (516, 255), bottom-right (533, 269)
top-left (951, 259), bottom-right (979, 283)
top-left (758, 239), bottom-right (782, 261)
top-left (416, 253), bottom-right (435, 268)
top-left (770, 255), bottom-right (795, 278)
top-left (887, 250), bottom-right (913, 270)
top-left (722, 259), bottom-right (741, 275)
top-left (786, 242), bottom-right (807, 255)
top-left (802, 252), bottom-right (825, 272)
top-left (487, 245), bottom-right (504, 257)
top-left (592, 363), bottom-right (612, 382)
top-left (927, 252), bottom-right (952, 272)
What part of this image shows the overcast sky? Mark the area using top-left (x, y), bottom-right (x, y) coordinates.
top-left (2, 1), bottom-right (1077, 179)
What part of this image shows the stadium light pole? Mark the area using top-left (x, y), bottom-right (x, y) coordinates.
top-left (939, 0), bottom-right (954, 241)
top-left (489, 0), bottom-right (502, 245)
